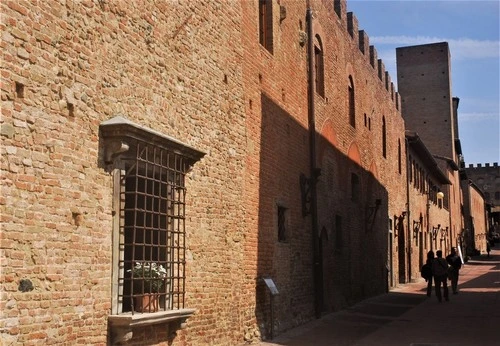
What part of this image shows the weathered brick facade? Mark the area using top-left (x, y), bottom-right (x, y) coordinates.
top-left (466, 163), bottom-right (500, 211)
top-left (397, 42), bottom-right (464, 260)
top-left (461, 181), bottom-right (488, 255)
top-left (463, 162), bottom-right (499, 254)
top-left (1, 1), bottom-right (481, 345)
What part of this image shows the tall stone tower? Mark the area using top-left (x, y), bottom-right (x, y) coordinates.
top-left (396, 42), bottom-right (457, 162)
top-left (396, 42), bottom-right (464, 252)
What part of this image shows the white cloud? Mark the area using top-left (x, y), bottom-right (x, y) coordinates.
top-left (370, 36), bottom-right (500, 60)
top-left (459, 112), bottom-right (500, 122)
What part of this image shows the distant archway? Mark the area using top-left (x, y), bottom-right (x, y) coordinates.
top-left (318, 120), bottom-right (339, 163)
top-left (347, 142), bottom-right (361, 166)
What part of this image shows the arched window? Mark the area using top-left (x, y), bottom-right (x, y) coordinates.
top-left (349, 76), bottom-right (355, 127)
top-left (382, 116), bottom-right (387, 158)
top-left (314, 35), bottom-right (325, 97)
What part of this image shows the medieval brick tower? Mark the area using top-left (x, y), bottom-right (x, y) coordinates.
top-left (396, 42), bottom-right (464, 253)
top-left (396, 42), bottom-right (457, 161)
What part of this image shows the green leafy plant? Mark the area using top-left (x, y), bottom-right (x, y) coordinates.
top-left (127, 262), bottom-right (167, 293)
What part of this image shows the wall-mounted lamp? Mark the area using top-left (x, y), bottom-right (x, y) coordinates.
top-left (366, 198), bottom-right (382, 232)
top-left (412, 220), bottom-right (421, 239)
top-left (437, 191), bottom-right (444, 200)
top-left (440, 226), bottom-right (449, 240)
top-left (394, 211), bottom-right (406, 238)
top-left (300, 169), bottom-right (321, 217)
top-left (280, 5), bottom-right (287, 22)
top-left (432, 224), bottom-right (441, 240)
top-left (393, 215), bottom-right (398, 237)
top-left (412, 214), bottom-right (423, 239)
top-left (367, 199), bottom-right (381, 218)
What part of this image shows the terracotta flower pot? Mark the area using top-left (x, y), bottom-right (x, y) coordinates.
top-left (134, 294), bottom-right (159, 312)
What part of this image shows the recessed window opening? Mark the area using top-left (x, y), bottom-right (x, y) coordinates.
top-left (67, 103), bottom-right (74, 117)
top-left (15, 82), bottom-right (24, 98)
top-left (278, 205), bottom-right (287, 242)
top-left (314, 35), bottom-right (325, 98)
top-left (351, 173), bottom-right (360, 202)
top-left (259, 0), bottom-right (273, 53)
top-left (348, 76), bottom-right (355, 127)
top-left (398, 139), bottom-right (402, 174)
top-left (382, 116), bottom-right (387, 158)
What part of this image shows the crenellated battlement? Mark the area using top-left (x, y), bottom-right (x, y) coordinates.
top-left (332, 1), bottom-right (398, 112)
top-left (467, 162), bottom-right (499, 169)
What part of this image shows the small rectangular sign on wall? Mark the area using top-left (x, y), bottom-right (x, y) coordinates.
top-left (263, 278), bottom-right (279, 295)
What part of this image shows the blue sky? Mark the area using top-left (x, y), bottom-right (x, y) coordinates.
top-left (347, 0), bottom-right (500, 165)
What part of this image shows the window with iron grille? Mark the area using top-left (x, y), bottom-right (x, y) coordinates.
top-left (100, 116), bottom-right (204, 320)
top-left (119, 143), bottom-right (188, 313)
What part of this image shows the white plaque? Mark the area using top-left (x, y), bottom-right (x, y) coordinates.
top-left (263, 278), bottom-right (279, 295)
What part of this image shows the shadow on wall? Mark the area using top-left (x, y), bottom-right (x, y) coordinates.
top-left (255, 93), bottom-right (389, 339)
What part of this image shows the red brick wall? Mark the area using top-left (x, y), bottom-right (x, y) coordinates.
top-left (2, 0), bottom-right (456, 344)
top-left (241, 0), bottom-right (407, 336)
top-left (1, 1), bottom-right (249, 344)
top-left (397, 42), bottom-right (456, 161)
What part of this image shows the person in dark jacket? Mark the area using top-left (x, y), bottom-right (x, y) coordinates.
top-left (446, 247), bottom-right (462, 294)
top-left (422, 250), bottom-right (434, 297)
top-left (431, 250), bottom-right (449, 302)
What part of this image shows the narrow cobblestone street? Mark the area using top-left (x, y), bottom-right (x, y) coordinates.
top-left (255, 247), bottom-right (500, 346)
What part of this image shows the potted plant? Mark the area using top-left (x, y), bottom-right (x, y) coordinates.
top-left (127, 262), bottom-right (167, 312)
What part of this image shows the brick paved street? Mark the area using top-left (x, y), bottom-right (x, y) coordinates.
top-left (255, 247), bottom-right (500, 346)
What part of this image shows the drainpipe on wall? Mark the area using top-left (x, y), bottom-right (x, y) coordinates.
top-left (306, 2), bottom-right (322, 319)
top-left (425, 174), bottom-right (432, 252)
top-left (405, 137), bottom-right (412, 282)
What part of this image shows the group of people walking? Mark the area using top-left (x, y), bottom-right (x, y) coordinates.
top-left (421, 247), bottom-right (462, 302)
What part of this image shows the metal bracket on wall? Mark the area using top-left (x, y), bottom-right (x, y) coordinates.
top-left (366, 199), bottom-right (381, 231)
top-left (300, 169), bottom-right (321, 217)
top-left (300, 173), bottom-right (311, 217)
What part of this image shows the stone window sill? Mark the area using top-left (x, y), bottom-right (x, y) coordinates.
top-left (108, 308), bottom-right (196, 343)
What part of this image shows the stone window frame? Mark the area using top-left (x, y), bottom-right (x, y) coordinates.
top-left (100, 116), bottom-right (204, 343)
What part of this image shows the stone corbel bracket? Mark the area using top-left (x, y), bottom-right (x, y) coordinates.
top-left (104, 140), bottom-right (130, 164)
